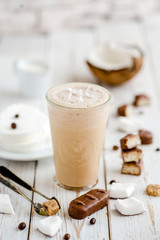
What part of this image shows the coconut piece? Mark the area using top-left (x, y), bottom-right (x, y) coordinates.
top-left (37, 216), bottom-right (62, 237)
top-left (0, 194), bottom-right (15, 214)
top-left (118, 117), bottom-right (144, 133)
top-left (109, 182), bottom-right (135, 199)
top-left (115, 197), bottom-right (145, 216)
top-left (86, 42), bottom-right (143, 85)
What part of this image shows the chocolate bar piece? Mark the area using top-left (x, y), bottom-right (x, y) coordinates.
top-left (138, 130), bottom-right (153, 145)
top-left (68, 189), bottom-right (109, 219)
top-left (120, 134), bottom-right (141, 150)
top-left (121, 148), bottom-right (143, 163)
top-left (121, 160), bottom-right (143, 176)
top-left (133, 94), bottom-right (150, 107)
top-left (117, 104), bottom-right (132, 117)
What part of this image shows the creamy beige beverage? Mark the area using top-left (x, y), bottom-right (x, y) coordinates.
top-left (46, 82), bottom-right (111, 189)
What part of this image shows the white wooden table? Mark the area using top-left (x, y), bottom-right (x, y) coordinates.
top-left (0, 18), bottom-right (160, 240)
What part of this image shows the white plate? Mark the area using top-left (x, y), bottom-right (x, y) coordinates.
top-left (0, 146), bottom-right (53, 161)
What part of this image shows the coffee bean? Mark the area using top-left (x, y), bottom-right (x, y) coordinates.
top-left (139, 111), bottom-right (143, 115)
top-left (90, 218), bottom-right (96, 225)
top-left (109, 180), bottom-right (116, 184)
top-left (112, 145), bottom-right (119, 151)
top-left (18, 222), bottom-right (26, 230)
top-left (11, 122), bottom-right (17, 129)
top-left (63, 233), bottom-right (71, 240)
top-left (14, 114), bottom-right (19, 118)
top-left (156, 148), bottom-right (160, 152)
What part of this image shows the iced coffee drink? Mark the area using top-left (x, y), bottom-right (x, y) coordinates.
top-left (46, 82), bottom-right (111, 190)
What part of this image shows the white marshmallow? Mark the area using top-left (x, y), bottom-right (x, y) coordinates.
top-left (0, 104), bottom-right (51, 153)
top-left (0, 194), bottom-right (15, 214)
top-left (118, 117), bottom-right (143, 132)
top-left (115, 196), bottom-right (145, 215)
top-left (37, 216), bottom-right (62, 237)
top-left (109, 183), bottom-right (135, 199)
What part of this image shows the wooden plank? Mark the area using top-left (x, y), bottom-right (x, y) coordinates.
top-left (0, 35), bottom-right (46, 240)
top-left (141, 16), bottom-right (160, 105)
top-left (29, 30), bottom-right (109, 240)
top-left (29, 156), bottom-right (109, 240)
top-left (0, 159), bottom-right (35, 240)
top-left (0, 21), bottom-right (160, 240)
top-left (97, 21), bottom-right (160, 240)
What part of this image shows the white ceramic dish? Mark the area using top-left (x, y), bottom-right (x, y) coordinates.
top-left (0, 145), bottom-right (53, 161)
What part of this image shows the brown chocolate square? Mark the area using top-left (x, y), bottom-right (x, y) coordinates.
top-left (120, 134), bottom-right (141, 150)
top-left (133, 94), bottom-right (150, 107)
top-left (117, 104), bottom-right (132, 117)
top-left (121, 148), bottom-right (143, 163)
top-left (139, 130), bottom-right (153, 145)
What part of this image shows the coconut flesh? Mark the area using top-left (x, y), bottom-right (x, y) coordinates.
top-left (87, 42), bottom-right (141, 71)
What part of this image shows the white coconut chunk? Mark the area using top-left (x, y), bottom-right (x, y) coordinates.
top-left (37, 216), bottom-right (62, 237)
top-left (115, 197), bottom-right (145, 216)
top-left (87, 42), bottom-right (141, 71)
top-left (118, 117), bottom-right (144, 132)
top-left (109, 183), bottom-right (135, 199)
top-left (0, 194), bottom-right (15, 214)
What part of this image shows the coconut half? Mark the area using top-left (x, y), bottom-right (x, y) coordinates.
top-left (86, 42), bottom-right (143, 85)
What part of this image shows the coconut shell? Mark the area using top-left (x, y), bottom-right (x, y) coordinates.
top-left (86, 48), bottom-right (143, 86)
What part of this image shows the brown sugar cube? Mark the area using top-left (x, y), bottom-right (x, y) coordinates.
top-left (121, 148), bottom-right (143, 163)
top-left (138, 130), bottom-right (153, 145)
top-left (43, 199), bottom-right (59, 216)
top-left (121, 160), bottom-right (143, 176)
top-left (120, 134), bottom-right (141, 150)
top-left (133, 94), bottom-right (150, 107)
top-left (117, 104), bottom-right (132, 117)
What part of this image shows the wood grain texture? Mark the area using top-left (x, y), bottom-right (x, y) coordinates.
top-left (98, 21), bottom-right (160, 240)
top-left (0, 159), bottom-right (35, 240)
top-left (0, 18), bottom-right (160, 240)
top-left (29, 30), bottom-right (109, 240)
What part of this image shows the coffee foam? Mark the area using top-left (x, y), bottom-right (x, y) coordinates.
top-left (47, 83), bottom-right (111, 187)
top-left (47, 83), bottom-right (109, 108)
